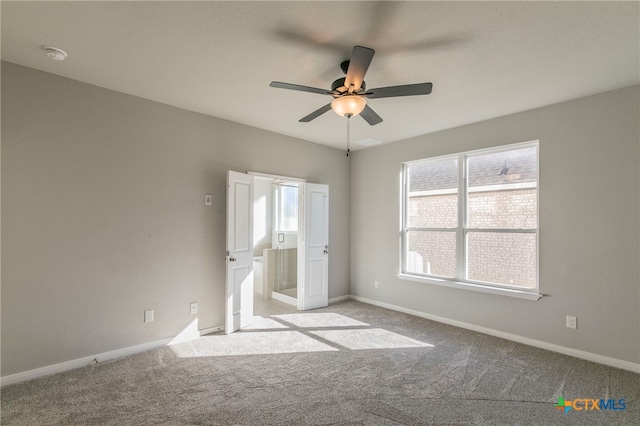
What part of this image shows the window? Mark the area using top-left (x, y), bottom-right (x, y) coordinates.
top-left (401, 142), bottom-right (539, 298)
top-left (273, 183), bottom-right (298, 232)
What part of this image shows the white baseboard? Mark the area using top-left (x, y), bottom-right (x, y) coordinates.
top-left (200, 325), bottom-right (224, 336)
top-left (0, 337), bottom-right (173, 388)
top-left (329, 295), bottom-right (350, 304)
top-left (350, 295), bottom-right (640, 374)
top-left (271, 291), bottom-right (297, 306)
top-left (2, 323), bottom-right (223, 387)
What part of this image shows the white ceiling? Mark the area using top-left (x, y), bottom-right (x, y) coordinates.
top-left (2, 1), bottom-right (638, 151)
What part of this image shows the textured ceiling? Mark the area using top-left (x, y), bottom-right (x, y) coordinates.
top-left (2, 1), bottom-right (638, 151)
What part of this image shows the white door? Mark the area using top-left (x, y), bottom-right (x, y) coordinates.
top-left (225, 171), bottom-right (254, 334)
top-left (300, 183), bottom-right (329, 310)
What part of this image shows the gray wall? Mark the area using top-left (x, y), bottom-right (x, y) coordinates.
top-left (351, 85), bottom-right (640, 364)
top-left (3, 60), bottom-right (638, 377)
top-left (1, 62), bottom-right (350, 376)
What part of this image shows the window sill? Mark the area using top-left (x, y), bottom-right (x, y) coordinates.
top-left (397, 273), bottom-right (543, 301)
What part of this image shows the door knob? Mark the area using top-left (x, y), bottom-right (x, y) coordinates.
top-left (323, 245), bottom-right (329, 254)
top-left (229, 257), bottom-right (237, 262)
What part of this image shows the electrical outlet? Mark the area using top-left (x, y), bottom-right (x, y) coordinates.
top-left (566, 315), bottom-right (577, 329)
top-left (190, 302), bottom-right (198, 314)
top-left (144, 309), bottom-right (154, 323)
top-left (205, 194), bottom-right (212, 206)
top-left (374, 280), bottom-right (379, 289)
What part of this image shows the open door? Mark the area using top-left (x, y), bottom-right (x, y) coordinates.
top-left (225, 171), bottom-right (254, 334)
top-left (300, 183), bottom-right (329, 310)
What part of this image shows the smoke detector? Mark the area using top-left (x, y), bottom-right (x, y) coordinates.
top-left (42, 46), bottom-right (67, 61)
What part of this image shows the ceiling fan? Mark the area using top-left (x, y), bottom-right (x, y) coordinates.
top-left (270, 45), bottom-right (433, 126)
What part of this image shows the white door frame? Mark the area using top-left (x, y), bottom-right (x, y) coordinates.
top-left (237, 171), bottom-right (329, 312)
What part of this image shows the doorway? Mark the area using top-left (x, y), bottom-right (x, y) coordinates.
top-left (226, 170), bottom-right (329, 334)
top-left (253, 176), bottom-right (300, 308)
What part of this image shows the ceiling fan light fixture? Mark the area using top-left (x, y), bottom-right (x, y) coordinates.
top-left (331, 95), bottom-right (366, 117)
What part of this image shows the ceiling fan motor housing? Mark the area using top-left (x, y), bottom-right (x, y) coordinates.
top-left (331, 77), bottom-right (366, 94)
top-left (340, 60), bottom-right (350, 74)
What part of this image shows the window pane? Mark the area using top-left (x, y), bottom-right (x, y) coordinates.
top-left (467, 189), bottom-right (537, 228)
top-left (467, 232), bottom-right (536, 288)
top-left (408, 194), bottom-right (457, 228)
top-left (276, 185), bottom-right (298, 231)
top-left (407, 231), bottom-right (456, 277)
top-left (467, 147), bottom-right (537, 229)
top-left (467, 147), bottom-right (537, 187)
top-left (407, 158), bottom-right (458, 228)
top-left (282, 186), bottom-right (298, 231)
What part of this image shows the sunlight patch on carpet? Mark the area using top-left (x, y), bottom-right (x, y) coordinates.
top-left (273, 313), bottom-right (369, 328)
top-left (170, 331), bottom-right (338, 357)
top-left (242, 316), bottom-right (289, 330)
top-left (310, 328), bottom-right (433, 350)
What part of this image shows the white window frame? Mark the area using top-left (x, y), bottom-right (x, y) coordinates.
top-left (398, 141), bottom-right (542, 300)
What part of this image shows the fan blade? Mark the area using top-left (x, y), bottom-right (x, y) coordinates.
top-left (299, 104), bottom-right (332, 122)
top-left (365, 83), bottom-right (433, 99)
top-left (270, 81), bottom-right (330, 95)
top-left (360, 104), bottom-right (383, 126)
top-left (344, 46), bottom-right (375, 92)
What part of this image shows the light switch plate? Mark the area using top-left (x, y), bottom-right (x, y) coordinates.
top-left (566, 315), bottom-right (577, 329)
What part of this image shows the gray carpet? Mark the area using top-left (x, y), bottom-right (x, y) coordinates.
top-left (2, 300), bottom-right (639, 425)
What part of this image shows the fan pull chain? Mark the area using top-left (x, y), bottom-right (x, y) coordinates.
top-left (346, 114), bottom-right (351, 157)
